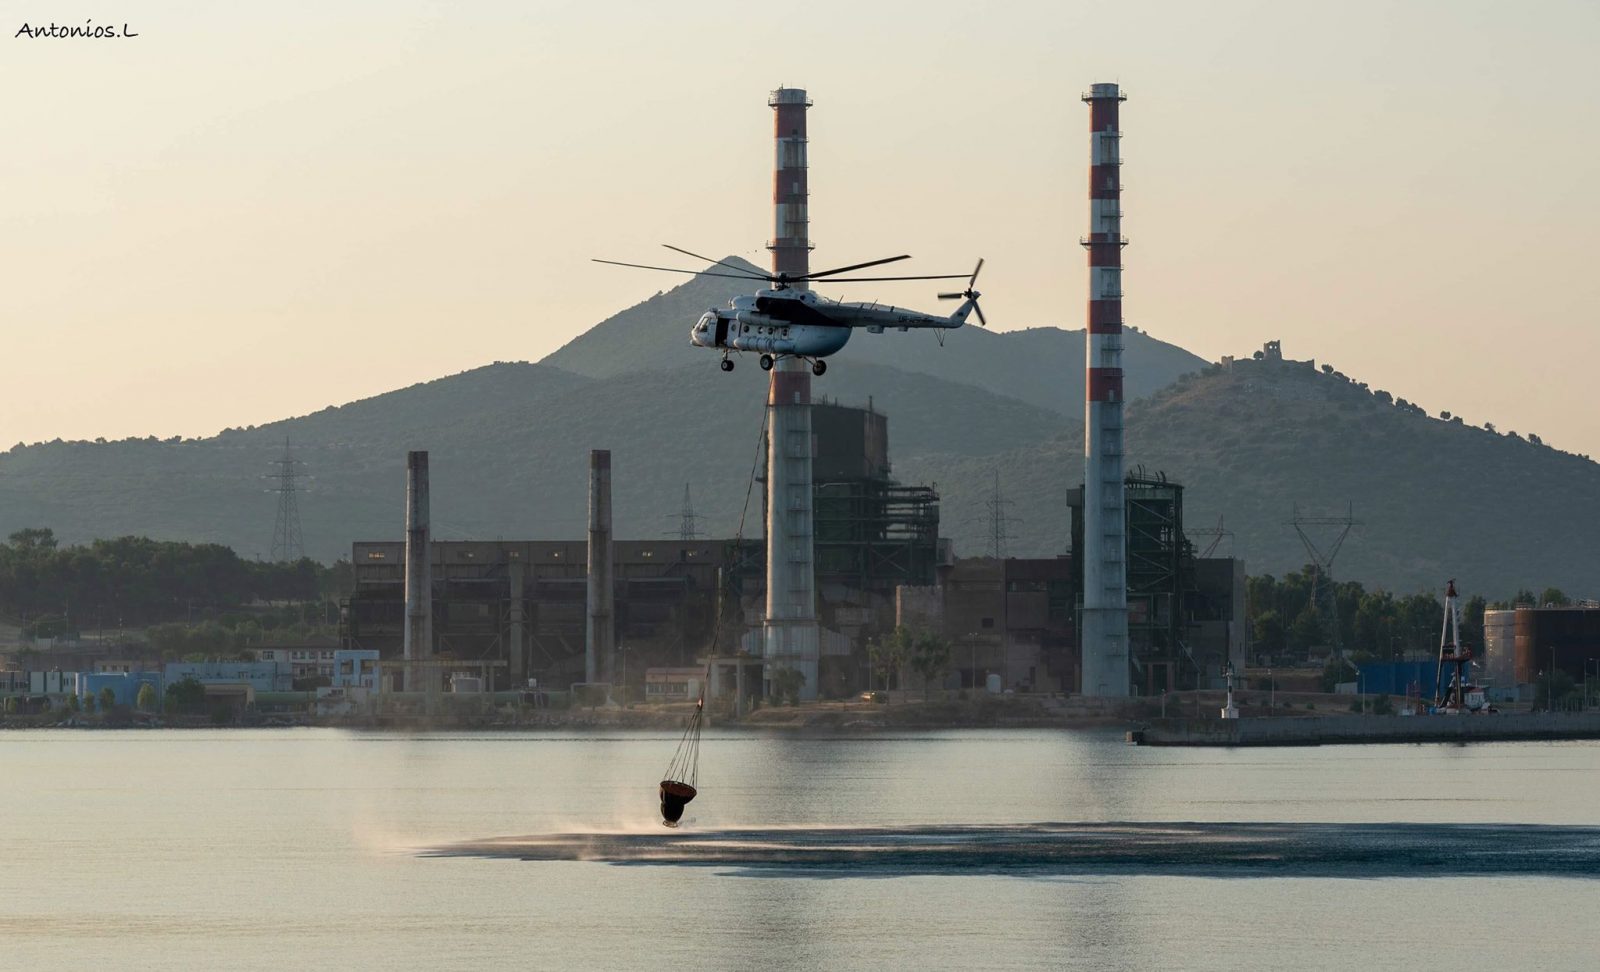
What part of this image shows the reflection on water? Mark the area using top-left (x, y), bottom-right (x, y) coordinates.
top-left (436, 821), bottom-right (1600, 878)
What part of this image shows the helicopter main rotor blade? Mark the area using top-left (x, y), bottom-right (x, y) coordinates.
top-left (591, 258), bottom-right (773, 282)
top-left (817, 273), bottom-right (971, 283)
top-left (968, 257), bottom-right (985, 288)
top-left (803, 255), bottom-right (913, 279)
top-left (659, 244), bottom-right (769, 279)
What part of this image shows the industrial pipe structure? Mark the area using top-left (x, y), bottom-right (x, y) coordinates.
top-left (1079, 83), bottom-right (1130, 697)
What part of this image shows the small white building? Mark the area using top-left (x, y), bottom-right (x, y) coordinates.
top-left (28, 670), bottom-right (80, 696)
top-left (645, 667), bottom-right (704, 702)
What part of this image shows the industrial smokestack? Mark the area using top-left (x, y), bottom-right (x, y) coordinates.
top-left (586, 449), bottom-right (614, 686)
top-left (763, 86), bottom-right (820, 701)
top-left (1079, 83), bottom-right (1130, 697)
top-left (403, 450), bottom-right (432, 693)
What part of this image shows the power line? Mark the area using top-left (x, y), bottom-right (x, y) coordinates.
top-left (971, 469), bottom-right (1017, 559)
top-left (1289, 502), bottom-right (1360, 654)
top-left (666, 483), bottom-right (704, 541)
top-left (1188, 514), bottom-right (1233, 558)
top-left (268, 437), bottom-right (305, 562)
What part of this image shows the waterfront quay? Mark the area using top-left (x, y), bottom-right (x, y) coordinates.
top-left (1129, 711), bottom-right (1600, 747)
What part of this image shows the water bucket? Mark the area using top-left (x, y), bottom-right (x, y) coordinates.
top-left (659, 780), bottom-right (697, 826)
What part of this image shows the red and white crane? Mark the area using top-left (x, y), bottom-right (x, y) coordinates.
top-left (1434, 579), bottom-right (1491, 713)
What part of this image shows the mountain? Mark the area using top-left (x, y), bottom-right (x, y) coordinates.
top-left (894, 356), bottom-right (1600, 597)
top-left (542, 257), bottom-right (1208, 413)
top-left (4, 263), bottom-right (1592, 598)
top-left (0, 357), bottom-right (1066, 560)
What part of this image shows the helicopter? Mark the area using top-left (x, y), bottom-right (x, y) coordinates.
top-left (593, 245), bottom-right (987, 375)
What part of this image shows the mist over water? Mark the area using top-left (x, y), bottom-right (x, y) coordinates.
top-left (5, 729), bottom-right (1599, 971)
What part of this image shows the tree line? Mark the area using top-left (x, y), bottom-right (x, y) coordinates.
top-left (1246, 565), bottom-right (1574, 665)
top-left (0, 528), bottom-right (349, 636)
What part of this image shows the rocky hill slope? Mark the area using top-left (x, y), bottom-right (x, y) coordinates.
top-left (895, 356), bottom-right (1600, 597)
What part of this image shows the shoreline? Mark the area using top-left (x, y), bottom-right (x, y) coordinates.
top-left (0, 691), bottom-right (1411, 733)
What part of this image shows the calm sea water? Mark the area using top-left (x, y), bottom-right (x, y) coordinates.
top-left (3, 728), bottom-right (1598, 970)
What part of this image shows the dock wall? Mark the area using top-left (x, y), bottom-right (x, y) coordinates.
top-left (1130, 712), bottom-right (1600, 747)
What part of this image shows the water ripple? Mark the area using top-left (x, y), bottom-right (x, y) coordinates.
top-left (429, 822), bottom-right (1600, 878)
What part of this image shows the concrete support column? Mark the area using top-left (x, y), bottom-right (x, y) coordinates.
top-left (586, 450), bottom-right (614, 686)
top-left (403, 451), bottom-right (432, 694)
top-left (508, 558), bottom-right (525, 688)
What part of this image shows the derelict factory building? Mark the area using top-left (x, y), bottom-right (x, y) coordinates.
top-left (341, 402), bottom-right (946, 693)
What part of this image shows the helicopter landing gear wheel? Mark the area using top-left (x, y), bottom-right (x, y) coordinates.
top-left (719, 358), bottom-right (734, 372)
top-left (811, 359), bottom-right (827, 377)
top-left (759, 354), bottom-right (774, 371)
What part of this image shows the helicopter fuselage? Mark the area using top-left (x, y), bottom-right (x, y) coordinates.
top-left (690, 288), bottom-right (967, 359)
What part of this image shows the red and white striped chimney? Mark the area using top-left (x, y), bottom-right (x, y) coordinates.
top-left (768, 87), bottom-right (812, 287)
top-left (1079, 82), bottom-right (1130, 697)
top-left (762, 87), bottom-right (819, 702)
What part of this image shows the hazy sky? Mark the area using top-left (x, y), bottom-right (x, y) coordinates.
top-left (5, 0), bottom-right (1597, 455)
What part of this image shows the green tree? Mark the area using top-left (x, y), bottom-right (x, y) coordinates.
top-left (164, 676), bottom-right (206, 715)
top-left (1535, 670), bottom-right (1578, 711)
top-left (8, 527), bottom-right (58, 552)
top-left (3, 696), bottom-right (16, 716)
top-left (1539, 588), bottom-right (1570, 608)
top-left (98, 687), bottom-right (116, 711)
top-left (867, 628), bottom-right (913, 693)
top-left (908, 630), bottom-right (954, 701)
top-left (82, 694), bottom-right (96, 714)
top-left (1251, 610), bottom-right (1285, 658)
top-left (1459, 594), bottom-right (1487, 650)
top-left (135, 682), bottom-right (158, 712)
top-left (769, 666), bottom-right (806, 706)
top-left (1287, 606), bottom-right (1324, 658)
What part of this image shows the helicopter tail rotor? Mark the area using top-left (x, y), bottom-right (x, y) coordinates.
top-left (938, 258), bottom-right (986, 326)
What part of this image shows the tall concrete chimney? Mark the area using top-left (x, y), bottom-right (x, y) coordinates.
top-left (763, 87), bottom-right (820, 701)
top-left (1079, 83), bottom-right (1130, 697)
top-left (585, 449), bottom-right (614, 685)
top-left (402, 450), bottom-right (432, 693)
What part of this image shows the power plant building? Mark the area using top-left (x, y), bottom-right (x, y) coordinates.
top-left (341, 401), bottom-right (944, 696)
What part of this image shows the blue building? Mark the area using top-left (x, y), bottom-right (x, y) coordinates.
top-left (79, 671), bottom-right (163, 708)
top-left (1356, 660), bottom-right (1473, 700)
